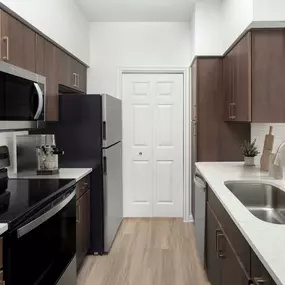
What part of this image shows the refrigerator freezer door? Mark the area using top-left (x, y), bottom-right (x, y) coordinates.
top-left (102, 94), bottom-right (122, 147)
top-left (103, 142), bottom-right (123, 252)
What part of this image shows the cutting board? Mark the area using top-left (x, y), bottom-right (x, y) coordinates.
top-left (260, 126), bottom-right (274, 171)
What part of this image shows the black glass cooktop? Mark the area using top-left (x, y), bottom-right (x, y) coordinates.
top-left (0, 178), bottom-right (76, 230)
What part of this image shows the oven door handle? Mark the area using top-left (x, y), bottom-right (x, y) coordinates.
top-left (33, 83), bottom-right (44, 120)
top-left (17, 190), bottom-right (76, 238)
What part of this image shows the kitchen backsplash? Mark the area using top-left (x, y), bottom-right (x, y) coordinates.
top-left (251, 123), bottom-right (285, 166)
top-left (0, 131), bottom-right (28, 173)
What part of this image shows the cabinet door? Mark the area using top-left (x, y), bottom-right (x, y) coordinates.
top-left (233, 32), bottom-right (251, 122)
top-left (221, 237), bottom-right (250, 285)
top-left (76, 190), bottom-right (91, 269)
top-left (206, 203), bottom-right (221, 285)
top-left (58, 49), bottom-right (72, 88)
top-left (251, 251), bottom-right (276, 285)
top-left (1, 11), bottom-right (36, 72)
top-left (223, 51), bottom-right (233, 121)
top-left (71, 58), bottom-right (87, 93)
top-left (225, 32), bottom-right (251, 122)
top-left (35, 34), bottom-right (45, 76)
top-left (251, 30), bottom-right (285, 123)
top-left (44, 40), bottom-right (59, 121)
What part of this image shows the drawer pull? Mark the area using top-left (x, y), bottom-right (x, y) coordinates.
top-left (215, 229), bottom-right (225, 258)
top-left (253, 277), bottom-right (268, 285)
top-left (2, 36), bottom-right (9, 61)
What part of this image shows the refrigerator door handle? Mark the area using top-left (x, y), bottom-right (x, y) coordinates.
top-left (103, 121), bottom-right (106, 140)
top-left (103, 156), bottom-right (107, 174)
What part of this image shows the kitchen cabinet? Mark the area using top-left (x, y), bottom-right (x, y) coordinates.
top-left (59, 50), bottom-right (87, 93)
top-left (206, 203), bottom-right (249, 285)
top-left (206, 185), bottom-right (276, 285)
top-left (76, 176), bottom-right (91, 270)
top-left (224, 32), bottom-right (251, 122)
top-left (1, 10), bottom-right (36, 72)
top-left (43, 39), bottom-right (59, 121)
top-left (251, 251), bottom-right (276, 285)
top-left (224, 29), bottom-right (285, 123)
top-left (35, 34), bottom-right (45, 76)
top-left (251, 29), bottom-right (285, 123)
top-left (206, 203), bottom-right (221, 285)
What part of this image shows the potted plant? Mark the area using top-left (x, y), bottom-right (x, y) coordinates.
top-left (241, 139), bottom-right (260, 166)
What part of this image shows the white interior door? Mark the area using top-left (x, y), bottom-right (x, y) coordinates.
top-left (122, 73), bottom-right (183, 217)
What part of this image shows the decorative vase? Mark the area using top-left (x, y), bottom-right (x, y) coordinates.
top-left (244, 156), bottom-right (255, 166)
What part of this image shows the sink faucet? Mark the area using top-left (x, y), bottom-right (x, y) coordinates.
top-left (272, 141), bottom-right (285, 179)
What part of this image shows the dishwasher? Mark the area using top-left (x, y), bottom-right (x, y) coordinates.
top-left (194, 170), bottom-right (207, 266)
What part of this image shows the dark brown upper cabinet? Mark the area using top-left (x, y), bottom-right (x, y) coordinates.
top-left (224, 29), bottom-right (285, 123)
top-left (43, 40), bottom-right (59, 121)
top-left (251, 29), bottom-right (285, 123)
top-left (224, 32), bottom-right (251, 122)
top-left (1, 10), bottom-right (36, 72)
top-left (59, 50), bottom-right (87, 93)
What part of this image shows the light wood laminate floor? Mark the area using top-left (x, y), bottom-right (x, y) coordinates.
top-left (77, 219), bottom-right (210, 285)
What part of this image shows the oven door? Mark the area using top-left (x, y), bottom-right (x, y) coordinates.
top-left (0, 63), bottom-right (45, 121)
top-left (4, 187), bottom-right (76, 285)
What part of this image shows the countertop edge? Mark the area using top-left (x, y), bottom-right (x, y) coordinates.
top-left (0, 224), bottom-right (8, 236)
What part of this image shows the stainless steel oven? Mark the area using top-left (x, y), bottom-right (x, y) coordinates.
top-left (0, 61), bottom-right (45, 129)
top-left (4, 185), bottom-right (76, 285)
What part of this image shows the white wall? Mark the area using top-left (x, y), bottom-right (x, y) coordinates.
top-left (251, 124), bottom-right (285, 166)
top-left (221, 0), bottom-right (253, 52)
top-left (253, 0), bottom-right (285, 22)
top-left (1, 0), bottom-right (90, 64)
top-left (194, 1), bottom-right (222, 56)
top-left (88, 22), bottom-right (192, 96)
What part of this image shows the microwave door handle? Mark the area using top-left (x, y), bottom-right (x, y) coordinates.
top-left (33, 83), bottom-right (44, 120)
top-left (17, 190), bottom-right (76, 239)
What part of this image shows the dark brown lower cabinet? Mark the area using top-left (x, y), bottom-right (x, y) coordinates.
top-left (206, 203), bottom-right (250, 285)
top-left (251, 251), bottom-right (276, 285)
top-left (206, 186), bottom-right (277, 285)
top-left (76, 189), bottom-right (90, 270)
top-left (206, 203), bottom-right (221, 285)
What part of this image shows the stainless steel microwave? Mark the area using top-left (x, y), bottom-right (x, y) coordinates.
top-left (0, 61), bottom-right (46, 125)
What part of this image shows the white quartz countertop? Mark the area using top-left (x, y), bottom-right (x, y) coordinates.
top-left (196, 162), bottom-right (285, 285)
top-left (9, 168), bottom-right (92, 182)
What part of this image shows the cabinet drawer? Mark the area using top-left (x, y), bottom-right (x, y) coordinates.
top-left (208, 187), bottom-right (250, 275)
top-left (76, 175), bottom-right (90, 199)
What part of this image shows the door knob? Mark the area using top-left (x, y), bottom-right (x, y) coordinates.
top-left (139, 152), bottom-right (142, 156)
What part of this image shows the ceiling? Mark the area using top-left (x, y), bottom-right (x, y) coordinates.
top-left (75, 0), bottom-right (197, 22)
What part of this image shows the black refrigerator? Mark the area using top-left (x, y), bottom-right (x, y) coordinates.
top-left (36, 94), bottom-right (123, 255)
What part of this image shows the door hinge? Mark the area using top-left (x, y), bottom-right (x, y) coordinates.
top-left (103, 121), bottom-right (106, 140)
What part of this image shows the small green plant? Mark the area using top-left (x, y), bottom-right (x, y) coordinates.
top-left (241, 139), bottom-right (260, 157)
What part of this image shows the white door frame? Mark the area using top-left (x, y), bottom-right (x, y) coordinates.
top-left (117, 66), bottom-right (190, 222)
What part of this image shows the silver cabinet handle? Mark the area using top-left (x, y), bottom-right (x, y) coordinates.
top-left (73, 73), bottom-right (77, 87)
top-left (215, 229), bottom-right (225, 258)
top-left (76, 204), bottom-right (80, 224)
top-left (253, 277), bottom-right (268, 285)
top-left (229, 103), bottom-right (236, 120)
top-left (77, 74), bottom-right (80, 88)
top-left (2, 36), bottom-right (9, 61)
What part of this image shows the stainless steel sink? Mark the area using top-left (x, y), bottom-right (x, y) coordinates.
top-left (224, 181), bottom-right (285, 224)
